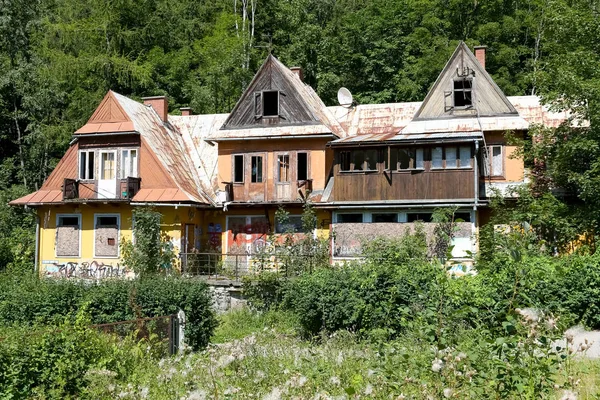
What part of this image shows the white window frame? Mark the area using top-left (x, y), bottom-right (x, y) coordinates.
top-left (55, 214), bottom-right (82, 258)
top-left (120, 148), bottom-right (138, 179)
top-left (93, 213), bottom-right (121, 258)
top-left (79, 150), bottom-right (95, 180)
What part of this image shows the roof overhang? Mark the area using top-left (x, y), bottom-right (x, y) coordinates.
top-left (210, 133), bottom-right (337, 142)
top-left (73, 131), bottom-right (139, 137)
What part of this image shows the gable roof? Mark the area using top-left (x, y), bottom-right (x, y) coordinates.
top-left (75, 91), bottom-right (136, 134)
top-left (413, 42), bottom-right (517, 120)
top-left (218, 55), bottom-right (344, 139)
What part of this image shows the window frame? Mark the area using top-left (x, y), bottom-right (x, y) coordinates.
top-left (277, 154), bottom-right (290, 183)
top-left (232, 154), bottom-right (244, 183)
top-left (79, 150), bottom-right (95, 180)
top-left (275, 215), bottom-right (304, 233)
top-left (93, 213), bottom-right (121, 258)
top-left (459, 146), bottom-right (472, 169)
top-left (120, 148), bottom-right (139, 179)
top-left (251, 155), bottom-right (264, 183)
top-left (336, 213), bottom-right (364, 223)
top-left (55, 214), bottom-right (82, 258)
top-left (445, 146), bottom-right (458, 169)
top-left (261, 90), bottom-right (280, 117)
top-left (431, 146), bottom-right (444, 170)
top-left (453, 78), bottom-right (473, 109)
top-left (484, 144), bottom-right (504, 178)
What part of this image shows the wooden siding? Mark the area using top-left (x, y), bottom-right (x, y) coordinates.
top-left (415, 42), bottom-right (517, 119)
top-left (221, 55), bottom-right (319, 129)
top-left (332, 170), bottom-right (475, 201)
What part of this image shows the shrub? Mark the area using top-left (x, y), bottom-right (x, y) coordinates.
top-left (0, 275), bottom-right (217, 350)
top-left (242, 271), bottom-right (285, 311)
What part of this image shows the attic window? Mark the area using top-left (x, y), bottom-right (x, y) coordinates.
top-left (262, 91), bottom-right (279, 117)
top-left (453, 79), bottom-right (472, 108)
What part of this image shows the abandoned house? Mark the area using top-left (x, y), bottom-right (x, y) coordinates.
top-left (10, 42), bottom-right (577, 274)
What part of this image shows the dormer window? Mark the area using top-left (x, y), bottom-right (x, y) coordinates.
top-left (453, 79), bottom-right (472, 108)
top-left (262, 91), bottom-right (279, 117)
top-left (79, 150), bottom-right (95, 180)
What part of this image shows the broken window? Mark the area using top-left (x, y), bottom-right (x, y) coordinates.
top-left (79, 151), bottom-right (95, 180)
top-left (95, 214), bottom-right (120, 257)
top-left (407, 213), bottom-right (433, 222)
top-left (454, 212), bottom-right (471, 222)
top-left (278, 155), bottom-right (290, 182)
top-left (453, 79), bottom-right (473, 108)
top-left (372, 213), bottom-right (397, 223)
top-left (446, 147), bottom-right (457, 168)
top-left (251, 156), bottom-right (263, 183)
top-left (233, 155), bottom-right (244, 183)
top-left (483, 145), bottom-right (503, 177)
top-left (262, 91), bottom-right (279, 117)
top-left (56, 215), bottom-right (81, 257)
top-left (121, 149), bottom-right (138, 178)
top-left (297, 152), bottom-right (308, 180)
top-left (337, 213), bottom-right (363, 223)
top-left (352, 151), bottom-right (364, 171)
top-left (275, 215), bottom-right (303, 233)
top-left (364, 149), bottom-right (378, 170)
top-left (431, 147), bottom-right (443, 169)
top-left (459, 146), bottom-right (472, 168)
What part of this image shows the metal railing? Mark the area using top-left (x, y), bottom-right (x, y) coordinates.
top-left (180, 252), bottom-right (321, 281)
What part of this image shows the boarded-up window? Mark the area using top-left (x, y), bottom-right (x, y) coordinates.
top-left (459, 146), bottom-right (471, 168)
top-left (251, 156), bottom-right (263, 183)
top-left (56, 215), bottom-right (80, 257)
top-left (297, 152), bottom-right (308, 180)
top-left (95, 215), bottom-right (120, 257)
top-left (445, 147), bottom-right (457, 168)
top-left (278, 155), bottom-right (290, 182)
top-left (233, 155), bottom-right (244, 183)
top-left (431, 147), bottom-right (443, 169)
top-left (79, 151), bottom-right (95, 180)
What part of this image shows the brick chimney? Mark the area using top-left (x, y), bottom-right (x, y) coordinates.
top-left (142, 95), bottom-right (168, 122)
top-left (474, 46), bottom-right (487, 70)
top-left (180, 107), bottom-right (193, 116)
top-left (290, 67), bottom-right (303, 81)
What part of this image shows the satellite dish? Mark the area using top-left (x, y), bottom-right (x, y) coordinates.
top-left (337, 87), bottom-right (353, 108)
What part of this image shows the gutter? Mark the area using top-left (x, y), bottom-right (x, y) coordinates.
top-left (210, 133), bottom-right (335, 142)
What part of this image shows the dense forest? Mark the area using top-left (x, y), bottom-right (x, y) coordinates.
top-left (1, 0), bottom-right (599, 268)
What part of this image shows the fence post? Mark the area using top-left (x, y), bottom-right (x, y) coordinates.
top-left (177, 309), bottom-right (186, 353)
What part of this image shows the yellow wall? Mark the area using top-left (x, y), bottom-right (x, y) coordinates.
top-left (36, 204), bottom-right (205, 274)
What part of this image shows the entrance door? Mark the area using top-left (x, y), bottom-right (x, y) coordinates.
top-left (275, 153), bottom-right (292, 201)
top-left (98, 151), bottom-right (117, 199)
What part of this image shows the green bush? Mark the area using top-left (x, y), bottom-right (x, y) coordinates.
top-left (242, 271), bottom-right (285, 311)
top-left (0, 275), bottom-right (217, 350)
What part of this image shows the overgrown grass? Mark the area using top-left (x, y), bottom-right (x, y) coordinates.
top-left (211, 308), bottom-right (298, 343)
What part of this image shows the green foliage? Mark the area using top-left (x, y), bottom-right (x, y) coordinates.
top-left (120, 207), bottom-right (177, 277)
top-left (0, 275), bottom-right (217, 350)
top-left (242, 271), bottom-right (285, 312)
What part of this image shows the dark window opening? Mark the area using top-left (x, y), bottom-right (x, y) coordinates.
top-left (262, 91), bottom-right (279, 117)
top-left (407, 213), bottom-right (433, 223)
top-left (364, 149), bottom-right (378, 170)
top-left (454, 79), bottom-right (472, 107)
top-left (352, 151), bottom-right (364, 171)
top-left (337, 213), bottom-right (363, 223)
top-left (340, 151), bottom-right (351, 171)
top-left (79, 151), bottom-right (95, 180)
top-left (59, 217), bottom-right (79, 227)
top-left (97, 216), bottom-right (118, 227)
top-left (297, 152), bottom-right (308, 180)
top-left (275, 216), bottom-right (303, 233)
top-left (454, 212), bottom-right (471, 222)
top-left (373, 213), bottom-right (397, 223)
top-left (251, 156), bottom-right (263, 183)
top-left (233, 155), bottom-right (244, 183)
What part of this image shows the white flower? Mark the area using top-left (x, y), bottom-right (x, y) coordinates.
top-left (443, 388), bottom-right (453, 398)
top-left (560, 389), bottom-right (578, 400)
top-left (364, 384), bottom-right (373, 395)
top-left (263, 387), bottom-right (282, 400)
top-left (140, 387), bottom-right (149, 398)
top-left (432, 358), bottom-right (444, 372)
top-left (186, 389), bottom-right (207, 400)
top-left (329, 376), bottom-right (341, 386)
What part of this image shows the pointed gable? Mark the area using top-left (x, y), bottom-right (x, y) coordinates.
top-left (75, 91), bottom-right (136, 134)
top-left (413, 42), bottom-right (517, 120)
top-left (219, 55), bottom-right (343, 138)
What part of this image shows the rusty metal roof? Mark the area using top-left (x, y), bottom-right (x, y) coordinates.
top-left (328, 102), bottom-right (421, 137)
